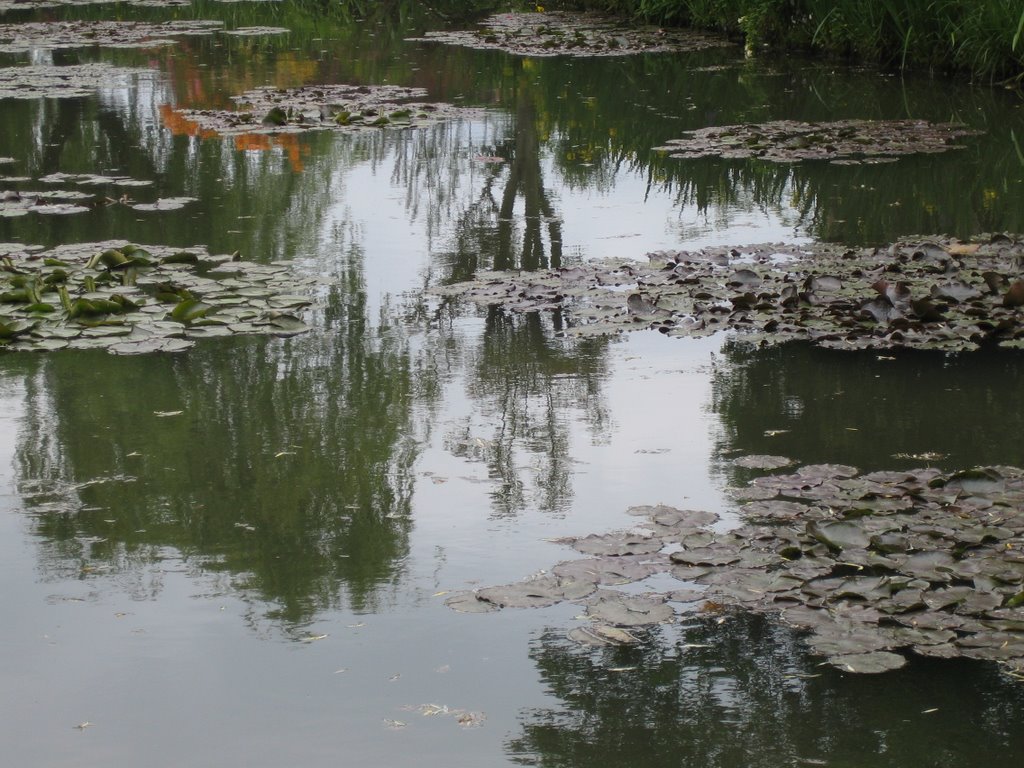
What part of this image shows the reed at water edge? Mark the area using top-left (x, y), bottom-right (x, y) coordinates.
top-left (559, 0), bottom-right (1024, 83)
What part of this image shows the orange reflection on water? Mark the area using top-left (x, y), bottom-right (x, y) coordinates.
top-left (159, 103), bottom-right (219, 140)
top-left (160, 105), bottom-right (308, 173)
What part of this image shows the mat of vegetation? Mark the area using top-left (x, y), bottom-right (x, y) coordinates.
top-left (654, 119), bottom-right (982, 164)
top-left (447, 461), bottom-right (1024, 679)
top-left (0, 241), bottom-right (316, 354)
top-left (0, 63), bottom-right (154, 99)
top-left (176, 84), bottom-right (485, 135)
top-left (431, 233), bottom-right (1024, 352)
top-left (0, 20), bottom-right (228, 52)
top-left (407, 10), bottom-right (732, 57)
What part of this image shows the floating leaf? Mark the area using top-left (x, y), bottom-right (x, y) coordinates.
top-left (829, 651), bottom-right (908, 674)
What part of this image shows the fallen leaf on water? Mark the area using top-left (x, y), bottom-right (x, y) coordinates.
top-left (274, 451), bottom-right (296, 458)
top-left (433, 591), bottom-right (449, 597)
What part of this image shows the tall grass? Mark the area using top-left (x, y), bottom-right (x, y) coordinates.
top-left (558, 0), bottom-right (1024, 83)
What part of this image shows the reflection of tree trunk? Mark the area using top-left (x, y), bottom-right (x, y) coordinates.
top-left (493, 71), bottom-right (562, 271)
top-left (495, 148), bottom-right (521, 271)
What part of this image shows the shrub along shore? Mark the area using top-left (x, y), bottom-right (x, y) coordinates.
top-left (555, 0), bottom-right (1024, 84)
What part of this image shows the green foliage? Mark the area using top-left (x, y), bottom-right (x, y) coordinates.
top-left (556, 0), bottom-right (1024, 82)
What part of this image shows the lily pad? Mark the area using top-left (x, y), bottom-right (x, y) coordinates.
top-left (733, 454), bottom-right (796, 470)
top-left (130, 197), bottom-right (197, 212)
top-left (828, 651), bottom-right (908, 674)
top-left (584, 591), bottom-right (674, 627)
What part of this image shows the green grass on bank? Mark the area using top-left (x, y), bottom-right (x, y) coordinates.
top-left (557, 0), bottom-right (1024, 84)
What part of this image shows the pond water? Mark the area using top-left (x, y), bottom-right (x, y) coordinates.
top-left (2, 3), bottom-right (1024, 766)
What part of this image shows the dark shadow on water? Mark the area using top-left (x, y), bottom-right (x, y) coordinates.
top-left (510, 611), bottom-right (1024, 767)
top-left (710, 339), bottom-right (1024, 483)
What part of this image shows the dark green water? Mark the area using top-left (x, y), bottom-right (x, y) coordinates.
top-left (2, 3), bottom-right (1024, 766)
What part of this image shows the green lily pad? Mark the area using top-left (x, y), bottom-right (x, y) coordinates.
top-left (828, 651), bottom-right (907, 674)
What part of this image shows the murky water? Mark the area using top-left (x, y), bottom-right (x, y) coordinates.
top-left (2, 3), bottom-right (1024, 766)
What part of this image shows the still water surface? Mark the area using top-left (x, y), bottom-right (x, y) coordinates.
top-left (2, 3), bottom-right (1024, 766)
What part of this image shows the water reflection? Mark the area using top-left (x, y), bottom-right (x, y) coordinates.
top-left (448, 308), bottom-right (611, 516)
top-left (710, 340), bottom-right (1024, 478)
top-left (12, 273), bottom-right (420, 626)
top-left (511, 614), bottom-right (1024, 767)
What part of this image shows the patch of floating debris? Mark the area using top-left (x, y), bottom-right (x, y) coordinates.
top-left (407, 10), bottom-right (732, 57)
top-left (173, 84), bottom-right (485, 136)
top-left (0, 241), bottom-right (318, 354)
top-left (448, 462), bottom-right (1024, 679)
top-left (654, 119), bottom-right (982, 164)
top-left (431, 233), bottom-right (1024, 352)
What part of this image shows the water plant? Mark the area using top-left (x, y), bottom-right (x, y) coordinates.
top-left (0, 241), bottom-right (315, 354)
top-left (559, 0), bottom-right (1024, 82)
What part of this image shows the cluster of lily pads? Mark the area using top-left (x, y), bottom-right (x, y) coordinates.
top-left (0, 20), bottom-right (225, 53)
top-left (0, 240), bottom-right (314, 354)
top-left (175, 84), bottom-right (485, 136)
top-left (654, 119), bottom-right (982, 164)
top-left (448, 460), bottom-right (1024, 679)
top-left (3, 168), bottom-right (196, 216)
top-left (0, 0), bottom-right (187, 9)
top-left (407, 10), bottom-right (732, 57)
top-left (0, 0), bottom-right (277, 7)
top-left (0, 63), bottom-right (155, 100)
top-left (431, 233), bottom-right (1024, 352)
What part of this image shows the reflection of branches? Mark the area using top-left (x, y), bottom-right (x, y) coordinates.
top-left (13, 244), bottom-right (420, 629)
top-left (463, 308), bottom-right (610, 516)
top-left (510, 614), bottom-right (1024, 767)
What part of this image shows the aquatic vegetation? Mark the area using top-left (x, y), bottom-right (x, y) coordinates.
top-left (572, 0), bottom-right (1024, 83)
top-left (223, 26), bottom-right (289, 37)
top-left (407, 10), bottom-right (733, 57)
top-left (2, 190), bottom-right (93, 217)
top-left (0, 241), bottom-right (316, 354)
top-left (654, 119), bottom-right (983, 164)
top-left (0, 20), bottom-right (223, 53)
top-left (0, 63), bottom-right (154, 100)
top-left (449, 462), bottom-right (1024, 678)
top-left (174, 84), bottom-right (485, 136)
top-left (431, 233), bottom-right (1024, 352)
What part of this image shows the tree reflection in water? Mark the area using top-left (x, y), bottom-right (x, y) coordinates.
top-left (510, 613), bottom-right (1024, 767)
top-left (12, 259), bottom-right (421, 629)
top-left (709, 340), bottom-right (1024, 477)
